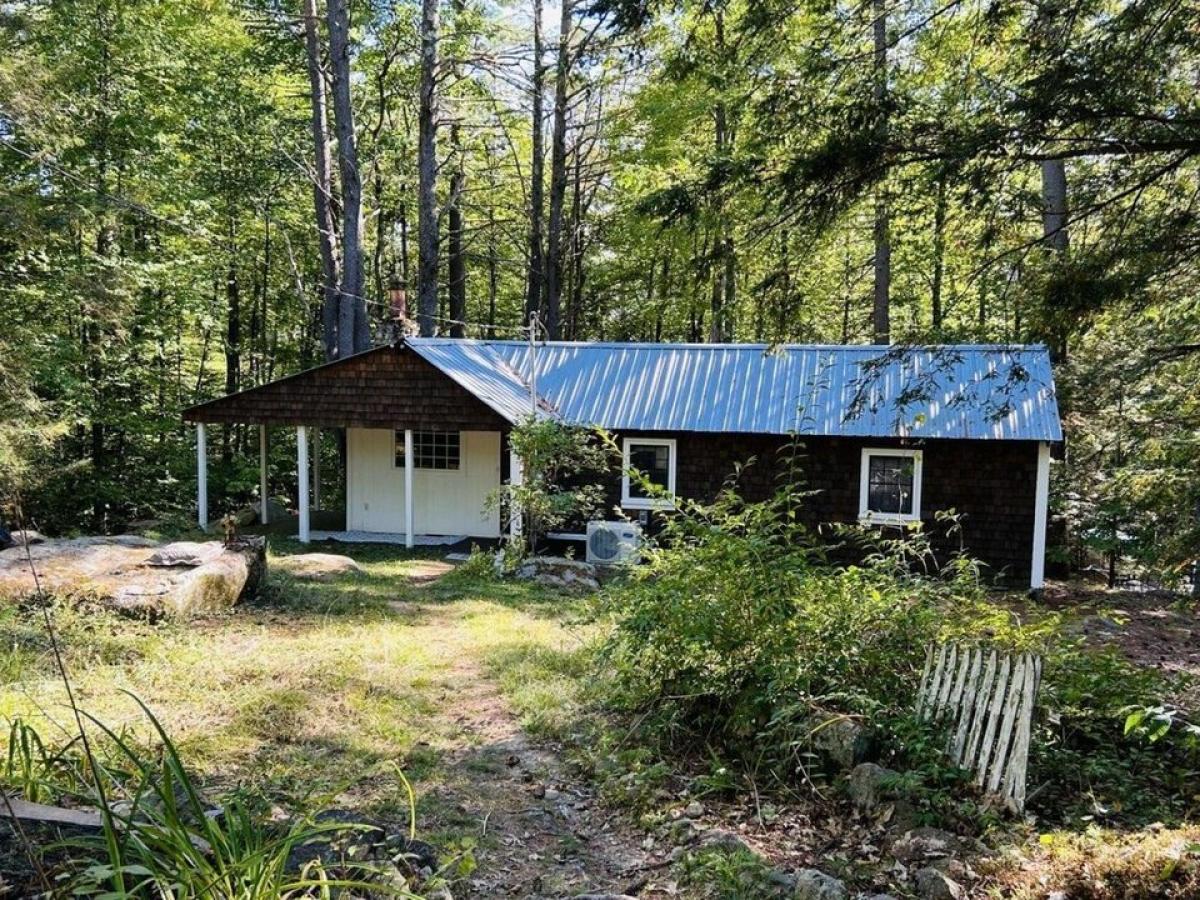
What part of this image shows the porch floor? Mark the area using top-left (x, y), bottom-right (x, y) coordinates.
top-left (309, 530), bottom-right (467, 546)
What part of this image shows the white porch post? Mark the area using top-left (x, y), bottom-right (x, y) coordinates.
top-left (312, 427), bottom-right (321, 512)
top-left (196, 424), bottom-right (208, 531)
top-left (297, 425), bottom-right (310, 544)
top-left (404, 429), bottom-right (414, 549)
top-left (258, 425), bottom-right (269, 525)
top-left (1030, 441), bottom-right (1051, 591)
top-left (508, 448), bottom-right (524, 541)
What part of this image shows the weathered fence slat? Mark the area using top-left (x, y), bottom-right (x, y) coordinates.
top-left (916, 643), bottom-right (1042, 812)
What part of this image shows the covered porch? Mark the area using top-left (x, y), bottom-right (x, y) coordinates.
top-left (183, 344), bottom-right (528, 548)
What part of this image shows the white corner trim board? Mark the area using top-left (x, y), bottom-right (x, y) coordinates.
top-left (621, 436), bottom-right (677, 510)
top-left (1030, 441), bottom-right (1051, 591)
top-left (858, 447), bottom-right (923, 525)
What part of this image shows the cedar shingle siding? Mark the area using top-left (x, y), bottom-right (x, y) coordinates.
top-left (610, 433), bottom-right (1039, 586)
top-left (183, 346), bottom-right (507, 431)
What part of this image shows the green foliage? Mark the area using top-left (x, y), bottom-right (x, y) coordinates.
top-left (597, 475), bottom-right (989, 764)
top-left (1029, 642), bottom-right (1198, 826)
top-left (596, 477), bottom-right (1199, 827)
top-left (677, 845), bottom-right (782, 900)
top-left (490, 417), bottom-right (617, 555)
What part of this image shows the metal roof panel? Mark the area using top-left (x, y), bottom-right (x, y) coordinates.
top-left (408, 340), bottom-right (1062, 441)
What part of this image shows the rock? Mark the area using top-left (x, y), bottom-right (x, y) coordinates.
top-left (0, 535), bottom-right (264, 619)
top-left (251, 498), bottom-right (289, 524)
top-left (147, 542), bottom-right (225, 567)
top-left (668, 818), bottom-right (698, 844)
top-left (885, 828), bottom-right (964, 864)
top-left (807, 711), bottom-right (870, 770)
top-left (232, 506), bottom-right (257, 527)
top-left (9, 529), bottom-right (46, 547)
top-left (792, 868), bottom-right (848, 900)
top-left (287, 808), bottom-right (440, 880)
top-left (698, 828), bottom-right (752, 854)
top-left (513, 556), bottom-right (600, 592)
top-left (275, 553), bottom-right (364, 581)
top-left (684, 800), bottom-right (704, 818)
top-left (543, 788), bottom-right (561, 802)
top-left (914, 867), bottom-right (965, 900)
top-left (847, 763), bottom-right (901, 812)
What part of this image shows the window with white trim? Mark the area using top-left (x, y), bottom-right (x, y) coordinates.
top-left (621, 437), bottom-right (677, 509)
top-left (858, 448), bottom-right (922, 524)
top-left (394, 431), bottom-right (460, 470)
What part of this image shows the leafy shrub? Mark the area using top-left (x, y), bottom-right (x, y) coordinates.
top-left (598, 480), bottom-right (985, 765)
top-left (594, 472), bottom-right (1198, 826)
top-left (489, 417), bottom-right (617, 555)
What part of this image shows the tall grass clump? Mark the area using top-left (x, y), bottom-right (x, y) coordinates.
top-left (3, 698), bottom-right (427, 898)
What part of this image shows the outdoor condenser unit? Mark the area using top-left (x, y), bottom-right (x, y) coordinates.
top-left (585, 520), bottom-right (643, 565)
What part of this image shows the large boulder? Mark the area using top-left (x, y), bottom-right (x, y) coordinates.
top-left (0, 536), bottom-right (265, 619)
top-left (275, 553), bottom-right (364, 581)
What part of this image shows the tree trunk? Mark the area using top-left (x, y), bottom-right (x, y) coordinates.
top-left (223, 255), bottom-right (240, 463)
top-left (931, 170), bottom-right (947, 333)
top-left (526, 0), bottom-right (546, 328)
top-left (326, 0), bottom-right (369, 354)
top-left (1041, 157), bottom-right (1069, 360)
top-left (545, 0), bottom-right (571, 339)
top-left (446, 0), bottom-right (467, 337)
top-left (447, 158), bottom-right (465, 336)
top-left (417, 0), bottom-right (440, 336)
top-left (871, 0), bottom-right (890, 345)
top-left (302, 0), bottom-right (341, 361)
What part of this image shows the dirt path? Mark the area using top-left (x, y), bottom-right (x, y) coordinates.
top-left (397, 599), bottom-right (669, 899)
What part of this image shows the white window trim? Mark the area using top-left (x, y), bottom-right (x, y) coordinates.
top-left (858, 447), bottom-right (923, 525)
top-left (621, 437), bottom-right (677, 510)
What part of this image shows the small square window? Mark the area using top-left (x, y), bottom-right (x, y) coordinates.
top-left (396, 431), bottom-right (460, 470)
top-left (859, 448), bottom-right (922, 524)
top-left (622, 438), bottom-right (676, 510)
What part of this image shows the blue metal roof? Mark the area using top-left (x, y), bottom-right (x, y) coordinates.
top-left (405, 339), bottom-right (1062, 442)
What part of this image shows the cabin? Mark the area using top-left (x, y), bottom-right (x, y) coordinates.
top-left (183, 340), bottom-right (1062, 589)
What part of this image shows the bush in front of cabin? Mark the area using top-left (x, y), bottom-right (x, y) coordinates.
top-left (593, 478), bottom-right (1196, 826)
top-left (596, 481), bottom-right (978, 756)
top-left (490, 417), bottom-right (617, 557)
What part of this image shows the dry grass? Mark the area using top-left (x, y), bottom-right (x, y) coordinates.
top-left (0, 540), bottom-right (587, 829)
top-left (981, 824), bottom-right (1200, 898)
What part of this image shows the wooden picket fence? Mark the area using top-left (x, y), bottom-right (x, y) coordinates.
top-left (916, 644), bottom-right (1043, 812)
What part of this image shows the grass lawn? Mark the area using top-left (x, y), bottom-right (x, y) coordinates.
top-left (0, 540), bottom-right (640, 897)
